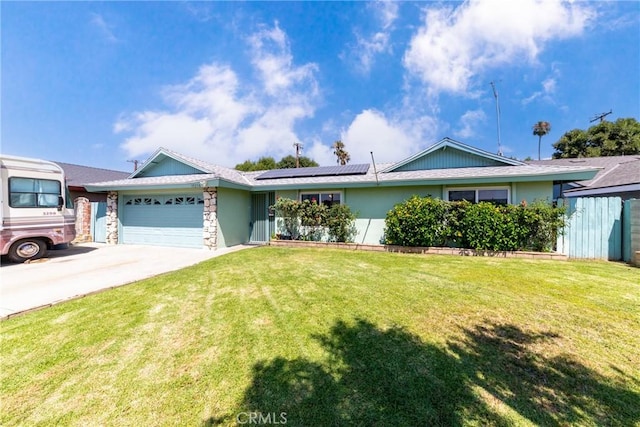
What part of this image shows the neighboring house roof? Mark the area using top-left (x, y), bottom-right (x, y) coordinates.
top-left (528, 156), bottom-right (640, 196)
top-left (85, 140), bottom-right (601, 192)
top-left (55, 162), bottom-right (129, 188)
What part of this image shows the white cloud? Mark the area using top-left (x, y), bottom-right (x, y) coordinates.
top-left (90, 13), bottom-right (119, 43)
top-left (340, 109), bottom-right (437, 164)
top-left (404, 0), bottom-right (595, 96)
top-left (346, 1), bottom-right (399, 74)
top-left (116, 23), bottom-right (320, 167)
top-left (454, 109), bottom-right (486, 139)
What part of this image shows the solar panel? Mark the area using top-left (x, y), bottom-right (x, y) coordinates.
top-left (255, 164), bottom-right (370, 180)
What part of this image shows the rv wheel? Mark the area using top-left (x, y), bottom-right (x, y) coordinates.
top-left (8, 239), bottom-right (46, 263)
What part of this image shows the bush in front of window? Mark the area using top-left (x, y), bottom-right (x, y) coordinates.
top-left (271, 198), bottom-right (358, 243)
top-left (299, 199), bottom-right (328, 241)
top-left (384, 196), bottom-right (449, 247)
top-left (384, 196), bottom-right (566, 252)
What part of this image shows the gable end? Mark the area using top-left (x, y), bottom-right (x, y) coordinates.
top-left (136, 156), bottom-right (207, 177)
top-left (393, 147), bottom-right (506, 171)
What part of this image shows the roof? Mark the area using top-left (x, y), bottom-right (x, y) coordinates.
top-left (528, 156), bottom-right (640, 193)
top-left (84, 143), bottom-right (602, 192)
top-left (55, 162), bottom-right (129, 187)
top-left (382, 137), bottom-right (524, 172)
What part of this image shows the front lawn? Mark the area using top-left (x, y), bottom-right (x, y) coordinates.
top-left (1, 247), bottom-right (638, 426)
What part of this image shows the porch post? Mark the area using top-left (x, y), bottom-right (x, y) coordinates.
top-left (203, 187), bottom-right (218, 250)
top-left (106, 191), bottom-right (119, 244)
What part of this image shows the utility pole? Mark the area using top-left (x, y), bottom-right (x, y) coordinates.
top-left (490, 81), bottom-right (503, 156)
top-left (590, 110), bottom-right (612, 123)
top-left (127, 159), bottom-right (140, 172)
top-left (293, 142), bottom-right (303, 168)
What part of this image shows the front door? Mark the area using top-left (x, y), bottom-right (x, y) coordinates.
top-left (250, 193), bottom-right (274, 242)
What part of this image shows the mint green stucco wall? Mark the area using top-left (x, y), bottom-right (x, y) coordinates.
top-left (272, 182), bottom-right (553, 245)
top-left (346, 186), bottom-right (443, 244)
top-left (511, 181), bottom-right (553, 204)
top-left (217, 187), bottom-right (251, 248)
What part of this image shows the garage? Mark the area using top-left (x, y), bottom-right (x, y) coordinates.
top-left (121, 194), bottom-right (204, 248)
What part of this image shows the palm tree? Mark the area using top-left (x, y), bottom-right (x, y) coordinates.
top-left (533, 121), bottom-right (552, 160)
top-left (332, 140), bottom-right (351, 165)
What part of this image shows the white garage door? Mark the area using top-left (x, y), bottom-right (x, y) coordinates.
top-left (121, 194), bottom-right (204, 248)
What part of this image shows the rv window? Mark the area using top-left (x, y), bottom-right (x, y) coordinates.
top-left (9, 178), bottom-right (62, 208)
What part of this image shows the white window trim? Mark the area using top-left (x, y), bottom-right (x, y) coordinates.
top-left (444, 186), bottom-right (511, 204)
top-left (298, 190), bottom-right (343, 205)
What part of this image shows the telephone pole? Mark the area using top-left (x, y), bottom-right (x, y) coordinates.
top-left (293, 142), bottom-right (303, 168)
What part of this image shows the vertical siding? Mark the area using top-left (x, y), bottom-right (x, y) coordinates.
top-left (623, 199), bottom-right (640, 263)
top-left (394, 149), bottom-right (503, 171)
top-left (137, 157), bottom-right (203, 177)
top-left (90, 202), bottom-right (107, 243)
top-left (559, 197), bottom-right (623, 260)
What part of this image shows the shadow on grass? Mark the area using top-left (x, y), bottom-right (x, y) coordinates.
top-left (210, 319), bottom-right (639, 426)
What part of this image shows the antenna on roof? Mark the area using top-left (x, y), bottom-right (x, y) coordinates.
top-left (490, 81), bottom-right (503, 156)
top-left (590, 110), bottom-right (612, 123)
top-left (127, 159), bottom-right (140, 172)
top-left (370, 151), bottom-right (379, 186)
top-left (293, 142), bottom-right (303, 168)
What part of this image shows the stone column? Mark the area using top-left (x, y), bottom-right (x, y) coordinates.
top-left (106, 191), bottom-right (119, 244)
top-left (203, 187), bottom-right (217, 250)
top-left (73, 197), bottom-right (92, 242)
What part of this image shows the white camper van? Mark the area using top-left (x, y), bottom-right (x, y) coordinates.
top-left (0, 155), bottom-right (76, 262)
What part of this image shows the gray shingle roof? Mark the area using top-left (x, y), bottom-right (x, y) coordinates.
top-left (529, 156), bottom-right (640, 189)
top-left (55, 162), bottom-right (130, 187)
top-left (84, 148), bottom-right (601, 190)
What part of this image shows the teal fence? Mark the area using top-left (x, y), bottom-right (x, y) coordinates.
top-left (557, 197), bottom-right (623, 260)
top-left (91, 202), bottom-right (107, 243)
top-left (623, 199), bottom-right (640, 263)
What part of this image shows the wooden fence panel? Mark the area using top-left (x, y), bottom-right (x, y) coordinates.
top-left (623, 199), bottom-right (640, 264)
top-left (558, 197), bottom-right (622, 260)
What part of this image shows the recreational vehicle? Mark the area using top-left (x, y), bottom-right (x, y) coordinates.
top-left (0, 155), bottom-right (76, 262)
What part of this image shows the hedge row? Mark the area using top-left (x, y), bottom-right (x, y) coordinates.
top-left (384, 196), bottom-right (565, 252)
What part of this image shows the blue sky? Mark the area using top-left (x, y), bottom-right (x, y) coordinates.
top-left (2, 1), bottom-right (639, 172)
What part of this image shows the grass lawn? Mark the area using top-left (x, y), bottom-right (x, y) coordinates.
top-left (1, 247), bottom-right (639, 426)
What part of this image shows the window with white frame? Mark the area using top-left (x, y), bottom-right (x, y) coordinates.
top-left (446, 187), bottom-right (509, 204)
top-left (300, 192), bottom-right (341, 208)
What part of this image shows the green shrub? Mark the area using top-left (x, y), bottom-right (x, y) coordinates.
top-left (271, 197), bottom-right (302, 240)
top-left (384, 196), bottom-right (450, 247)
top-left (326, 204), bottom-right (357, 243)
top-left (299, 200), bottom-right (328, 241)
top-left (271, 198), bottom-right (357, 243)
top-left (384, 196), bottom-right (565, 252)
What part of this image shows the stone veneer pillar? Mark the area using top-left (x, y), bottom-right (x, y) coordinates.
top-left (203, 187), bottom-right (217, 250)
top-left (74, 197), bottom-right (92, 242)
top-left (106, 191), bottom-right (119, 244)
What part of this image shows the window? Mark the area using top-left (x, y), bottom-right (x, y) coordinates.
top-left (9, 178), bottom-right (61, 208)
top-left (447, 187), bottom-right (509, 205)
top-left (300, 192), bottom-right (341, 208)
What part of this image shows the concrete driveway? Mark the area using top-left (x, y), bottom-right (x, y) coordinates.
top-left (0, 242), bottom-right (252, 319)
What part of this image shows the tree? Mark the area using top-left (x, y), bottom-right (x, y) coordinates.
top-left (234, 156), bottom-right (278, 171)
top-left (277, 155), bottom-right (319, 169)
top-left (332, 140), bottom-right (351, 165)
top-left (552, 118), bottom-right (640, 158)
top-left (532, 121), bottom-right (551, 160)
